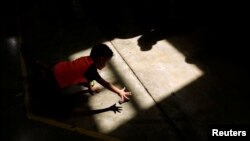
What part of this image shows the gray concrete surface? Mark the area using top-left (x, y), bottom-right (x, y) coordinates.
top-left (2, 1), bottom-right (250, 141)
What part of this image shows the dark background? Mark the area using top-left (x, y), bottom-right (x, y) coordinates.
top-left (1, 0), bottom-right (249, 140)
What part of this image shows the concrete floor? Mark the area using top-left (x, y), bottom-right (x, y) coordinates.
top-left (1, 1), bottom-right (250, 141)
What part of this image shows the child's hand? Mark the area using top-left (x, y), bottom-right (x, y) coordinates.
top-left (119, 87), bottom-right (132, 104)
top-left (89, 85), bottom-right (101, 95)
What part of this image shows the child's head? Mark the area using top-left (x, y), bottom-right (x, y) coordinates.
top-left (90, 44), bottom-right (113, 70)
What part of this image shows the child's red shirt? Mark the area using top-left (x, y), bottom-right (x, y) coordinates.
top-left (53, 56), bottom-right (99, 88)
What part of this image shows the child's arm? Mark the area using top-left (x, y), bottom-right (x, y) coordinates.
top-left (96, 77), bottom-right (132, 102)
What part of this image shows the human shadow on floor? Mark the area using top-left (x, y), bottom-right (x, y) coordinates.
top-left (137, 22), bottom-right (199, 51)
top-left (71, 103), bottom-right (122, 117)
top-left (30, 85), bottom-right (123, 119)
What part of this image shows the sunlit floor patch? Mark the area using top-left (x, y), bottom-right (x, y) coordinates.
top-left (155, 40), bottom-right (204, 95)
top-left (111, 36), bottom-right (204, 107)
top-left (68, 48), bottom-right (91, 60)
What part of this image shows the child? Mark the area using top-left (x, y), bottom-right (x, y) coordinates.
top-left (52, 44), bottom-right (132, 103)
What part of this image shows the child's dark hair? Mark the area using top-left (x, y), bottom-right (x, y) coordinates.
top-left (90, 44), bottom-right (113, 59)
